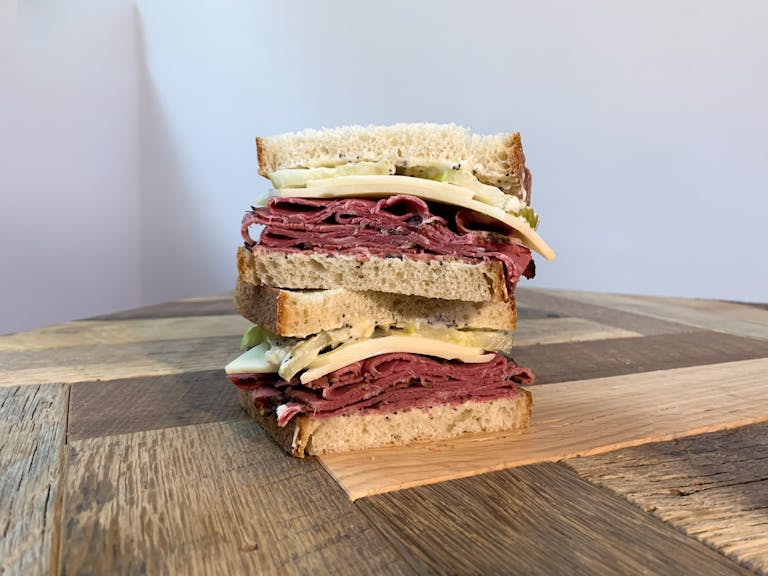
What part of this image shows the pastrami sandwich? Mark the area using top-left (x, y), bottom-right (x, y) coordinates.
top-left (225, 124), bottom-right (555, 457)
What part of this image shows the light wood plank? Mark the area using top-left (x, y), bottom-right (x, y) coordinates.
top-left (566, 422), bottom-right (768, 574)
top-left (0, 384), bottom-right (68, 575)
top-left (540, 288), bottom-right (768, 340)
top-left (59, 421), bottom-right (415, 576)
top-left (513, 317), bottom-right (641, 345)
top-left (0, 335), bottom-right (239, 387)
top-left (358, 463), bottom-right (750, 575)
top-left (0, 315), bottom-right (250, 352)
top-left (516, 287), bottom-right (696, 335)
top-left (319, 358), bottom-right (768, 500)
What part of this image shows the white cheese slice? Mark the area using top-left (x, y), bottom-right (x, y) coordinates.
top-left (225, 343), bottom-right (277, 375)
top-left (274, 175), bottom-right (555, 260)
top-left (299, 335), bottom-right (494, 384)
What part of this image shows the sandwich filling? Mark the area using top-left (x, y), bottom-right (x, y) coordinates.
top-left (261, 161), bottom-right (554, 260)
top-left (229, 352), bottom-right (533, 426)
top-left (243, 195), bottom-right (535, 295)
top-left (226, 324), bottom-right (532, 426)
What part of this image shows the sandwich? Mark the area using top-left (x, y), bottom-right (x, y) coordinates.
top-left (225, 124), bottom-right (555, 456)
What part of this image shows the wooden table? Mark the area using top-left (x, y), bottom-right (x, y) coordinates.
top-left (2, 288), bottom-right (767, 575)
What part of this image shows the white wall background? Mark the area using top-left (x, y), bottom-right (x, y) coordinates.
top-left (2, 0), bottom-right (767, 334)
top-left (2, 0), bottom-right (141, 334)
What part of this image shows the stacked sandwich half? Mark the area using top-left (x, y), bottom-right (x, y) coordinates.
top-left (225, 124), bottom-right (555, 456)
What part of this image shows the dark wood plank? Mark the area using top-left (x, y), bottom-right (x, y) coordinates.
top-left (357, 462), bottom-right (749, 575)
top-left (516, 287), bottom-right (696, 335)
top-left (513, 330), bottom-right (768, 384)
top-left (515, 306), bottom-right (564, 320)
top-left (733, 301), bottom-right (768, 312)
top-left (84, 296), bottom-right (236, 321)
top-left (68, 370), bottom-right (244, 441)
top-left (566, 422), bottom-right (768, 574)
top-left (59, 420), bottom-right (415, 576)
top-left (0, 384), bottom-right (68, 575)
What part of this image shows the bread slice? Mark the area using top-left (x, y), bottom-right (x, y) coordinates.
top-left (256, 123), bottom-right (531, 201)
top-left (238, 388), bottom-right (532, 457)
top-left (235, 280), bottom-right (516, 338)
top-left (238, 246), bottom-right (509, 303)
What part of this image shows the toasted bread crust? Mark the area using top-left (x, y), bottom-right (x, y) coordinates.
top-left (256, 137), bottom-right (268, 178)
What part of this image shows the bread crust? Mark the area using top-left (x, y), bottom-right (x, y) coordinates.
top-left (256, 137), bottom-right (268, 178)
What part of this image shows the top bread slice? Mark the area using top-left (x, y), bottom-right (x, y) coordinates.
top-left (256, 123), bottom-right (531, 202)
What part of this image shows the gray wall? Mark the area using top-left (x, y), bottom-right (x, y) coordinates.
top-left (3, 0), bottom-right (767, 334)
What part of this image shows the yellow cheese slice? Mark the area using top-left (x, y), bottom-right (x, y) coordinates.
top-left (273, 175), bottom-right (555, 260)
top-left (299, 335), bottom-right (494, 384)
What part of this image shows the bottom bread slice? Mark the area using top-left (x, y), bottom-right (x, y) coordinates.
top-left (238, 388), bottom-right (532, 457)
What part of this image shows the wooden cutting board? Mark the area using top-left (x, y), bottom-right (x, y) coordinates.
top-left (319, 358), bottom-right (768, 500)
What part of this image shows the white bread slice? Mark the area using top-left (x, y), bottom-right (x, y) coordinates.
top-left (256, 123), bottom-right (531, 201)
top-left (235, 280), bottom-right (516, 338)
top-left (238, 388), bottom-right (531, 457)
top-left (238, 246), bottom-right (509, 303)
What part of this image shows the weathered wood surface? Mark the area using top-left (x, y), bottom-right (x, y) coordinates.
top-left (67, 370), bottom-right (244, 441)
top-left (535, 288), bottom-right (768, 340)
top-left (567, 422), bottom-right (768, 575)
top-left (0, 384), bottom-right (68, 576)
top-left (59, 421), bottom-right (413, 576)
top-left (358, 463), bottom-right (752, 575)
top-left (319, 358), bottom-right (768, 500)
top-left (0, 289), bottom-right (766, 574)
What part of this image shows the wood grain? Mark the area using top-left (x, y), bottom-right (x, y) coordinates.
top-left (516, 287), bottom-right (697, 335)
top-left (68, 370), bottom-right (243, 441)
top-left (319, 358), bottom-right (768, 500)
top-left (358, 463), bottom-right (750, 575)
top-left (513, 329), bottom-right (768, 384)
top-left (0, 315), bottom-right (250, 352)
top-left (59, 420), bottom-right (415, 576)
top-left (541, 289), bottom-right (768, 340)
top-left (0, 335), bottom-right (240, 388)
top-left (0, 384), bottom-right (68, 576)
top-left (512, 316), bottom-right (641, 346)
top-left (0, 318), bottom-right (648, 388)
top-left (566, 422), bottom-right (768, 574)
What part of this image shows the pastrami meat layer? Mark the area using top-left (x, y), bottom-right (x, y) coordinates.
top-left (228, 353), bottom-right (534, 426)
top-left (242, 195), bottom-right (535, 294)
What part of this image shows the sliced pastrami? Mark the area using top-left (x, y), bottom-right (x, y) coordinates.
top-left (227, 353), bottom-right (534, 426)
top-left (242, 195), bottom-right (535, 293)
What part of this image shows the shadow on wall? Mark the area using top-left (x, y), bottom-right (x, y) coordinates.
top-left (134, 7), bottom-right (210, 306)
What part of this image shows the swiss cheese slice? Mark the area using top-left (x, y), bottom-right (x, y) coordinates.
top-left (273, 175), bottom-right (555, 260)
top-left (299, 335), bottom-right (494, 384)
top-left (225, 343), bottom-right (274, 375)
